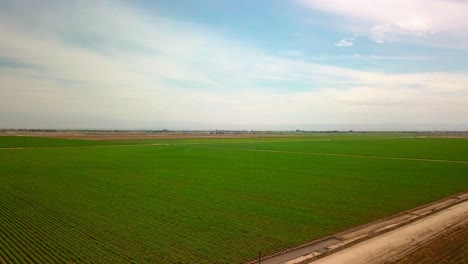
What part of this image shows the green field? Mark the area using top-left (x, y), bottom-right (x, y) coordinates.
top-left (0, 136), bottom-right (116, 148)
top-left (1, 135), bottom-right (467, 263)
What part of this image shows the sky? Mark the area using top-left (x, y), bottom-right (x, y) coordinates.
top-left (1, 0), bottom-right (468, 130)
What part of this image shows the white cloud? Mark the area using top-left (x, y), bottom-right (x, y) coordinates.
top-left (335, 38), bottom-right (353, 47)
top-left (0, 1), bottom-right (467, 129)
top-left (298, 0), bottom-right (468, 48)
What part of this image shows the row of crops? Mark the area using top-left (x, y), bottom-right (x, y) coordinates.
top-left (1, 137), bottom-right (468, 263)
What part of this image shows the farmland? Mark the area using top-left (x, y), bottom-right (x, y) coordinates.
top-left (1, 134), bottom-right (468, 263)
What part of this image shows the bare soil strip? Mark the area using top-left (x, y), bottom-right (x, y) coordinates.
top-left (393, 222), bottom-right (468, 264)
top-left (309, 199), bottom-right (468, 264)
top-left (246, 192), bottom-right (468, 264)
top-left (0, 132), bottom-right (295, 141)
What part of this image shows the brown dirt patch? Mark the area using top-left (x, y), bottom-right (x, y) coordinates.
top-left (0, 132), bottom-right (294, 141)
top-left (394, 223), bottom-right (468, 264)
top-left (310, 201), bottom-right (468, 264)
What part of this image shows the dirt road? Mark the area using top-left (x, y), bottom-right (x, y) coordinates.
top-left (246, 193), bottom-right (468, 264)
top-left (395, 223), bottom-right (468, 264)
top-left (309, 200), bottom-right (468, 264)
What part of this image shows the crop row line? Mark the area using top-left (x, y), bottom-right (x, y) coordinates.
top-left (0, 194), bottom-right (73, 262)
top-left (0, 191), bottom-right (114, 262)
top-left (5, 187), bottom-right (132, 261)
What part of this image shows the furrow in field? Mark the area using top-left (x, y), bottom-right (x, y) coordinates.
top-left (0, 199), bottom-right (46, 264)
top-left (36, 188), bottom-right (143, 262)
top-left (0, 194), bottom-right (72, 262)
top-left (3, 201), bottom-right (69, 263)
top-left (13, 187), bottom-right (137, 263)
top-left (0, 215), bottom-right (55, 263)
top-left (0, 190), bottom-right (120, 262)
top-left (0, 235), bottom-right (22, 264)
top-left (0, 222), bottom-right (37, 264)
top-left (3, 218), bottom-right (70, 263)
top-left (3, 177), bottom-right (254, 263)
top-left (0, 230), bottom-right (24, 264)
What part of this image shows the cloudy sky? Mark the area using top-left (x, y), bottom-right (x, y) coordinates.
top-left (1, 0), bottom-right (468, 130)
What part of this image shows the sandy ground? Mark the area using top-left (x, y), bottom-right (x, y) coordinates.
top-left (308, 200), bottom-right (468, 264)
top-left (394, 223), bottom-right (468, 264)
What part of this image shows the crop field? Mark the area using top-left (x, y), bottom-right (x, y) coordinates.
top-left (1, 134), bottom-right (468, 263)
top-left (0, 136), bottom-right (117, 148)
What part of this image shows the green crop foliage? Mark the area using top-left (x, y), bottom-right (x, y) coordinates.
top-left (0, 136), bottom-right (116, 148)
top-left (0, 135), bottom-right (467, 263)
top-left (199, 138), bottom-right (468, 161)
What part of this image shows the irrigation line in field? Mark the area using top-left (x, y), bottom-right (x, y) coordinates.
top-left (1, 140), bottom-right (468, 164)
top-left (188, 145), bottom-right (468, 165)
